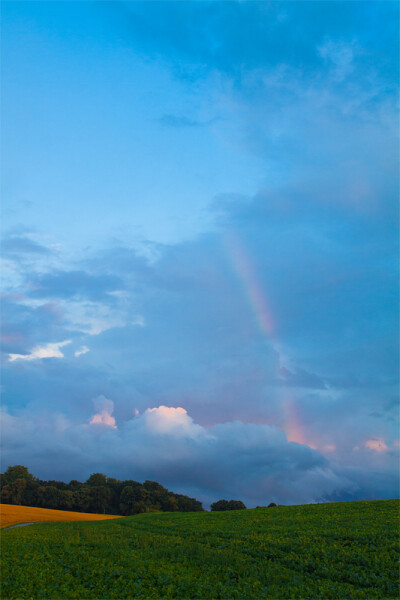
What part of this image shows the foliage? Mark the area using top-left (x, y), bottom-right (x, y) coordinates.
top-left (0, 466), bottom-right (203, 515)
top-left (1, 500), bottom-right (398, 599)
top-left (2, 465), bottom-right (34, 484)
top-left (211, 499), bottom-right (247, 511)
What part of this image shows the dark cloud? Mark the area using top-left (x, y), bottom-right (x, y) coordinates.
top-left (2, 235), bottom-right (52, 256)
top-left (1, 296), bottom-right (65, 357)
top-left (278, 367), bottom-right (328, 390)
top-left (3, 403), bottom-right (397, 507)
top-left (3, 192), bottom-right (397, 461)
top-left (101, 1), bottom-right (398, 82)
top-left (30, 270), bottom-right (124, 300)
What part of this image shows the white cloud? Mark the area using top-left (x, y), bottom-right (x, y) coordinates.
top-left (74, 345), bottom-right (90, 358)
top-left (8, 340), bottom-right (71, 362)
top-left (63, 300), bottom-right (144, 335)
top-left (141, 405), bottom-right (206, 438)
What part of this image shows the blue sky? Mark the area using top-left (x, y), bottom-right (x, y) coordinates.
top-left (1, 0), bottom-right (399, 507)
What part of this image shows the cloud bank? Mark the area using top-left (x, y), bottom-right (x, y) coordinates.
top-left (1, 402), bottom-right (398, 508)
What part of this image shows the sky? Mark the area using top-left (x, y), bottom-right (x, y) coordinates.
top-left (1, 0), bottom-right (399, 508)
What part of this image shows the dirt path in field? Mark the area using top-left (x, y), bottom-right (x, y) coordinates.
top-left (2, 522), bottom-right (39, 530)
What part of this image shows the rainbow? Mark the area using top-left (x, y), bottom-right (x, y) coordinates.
top-left (224, 231), bottom-right (275, 337)
top-left (223, 230), bottom-right (309, 447)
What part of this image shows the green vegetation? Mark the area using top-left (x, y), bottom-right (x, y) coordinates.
top-left (2, 499), bottom-right (398, 599)
top-left (0, 465), bottom-right (203, 515)
top-left (211, 499), bottom-right (247, 511)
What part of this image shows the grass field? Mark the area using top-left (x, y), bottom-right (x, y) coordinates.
top-left (1, 499), bottom-right (398, 599)
top-left (0, 504), bottom-right (121, 528)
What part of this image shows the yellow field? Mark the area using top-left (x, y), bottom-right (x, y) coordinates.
top-left (0, 504), bottom-right (122, 528)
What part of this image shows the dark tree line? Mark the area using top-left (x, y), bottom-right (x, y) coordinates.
top-left (0, 465), bottom-right (203, 515)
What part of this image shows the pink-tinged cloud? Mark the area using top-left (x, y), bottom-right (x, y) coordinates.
top-left (142, 405), bottom-right (205, 437)
top-left (323, 444), bottom-right (336, 453)
top-left (8, 340), bottom-right (71, 362)
top-left (365, 439), bottom-right (388, 453)
top-left (89, 396), bottom-right (117, 429)
top-left (282, 396), bottom-right (308, 446)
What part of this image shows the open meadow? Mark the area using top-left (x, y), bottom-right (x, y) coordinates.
top-left (1, 499), bottom-right (399, 599)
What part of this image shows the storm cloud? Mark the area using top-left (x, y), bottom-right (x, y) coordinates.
top-left (2, 402), bottom-right (397, 508)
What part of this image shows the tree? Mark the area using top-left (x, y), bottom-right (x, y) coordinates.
top-left (37, 485), bottom-right (62, 509)
top-left (1, 479), bottom-right (27, 505)
top-left (0, 466), bottom-right (204, 515)
top-left (68, 480), bottom-right (83, 491)
top-left (2, 465), bottom-right (34, 485)
top-left (211, 499), bottom-right (246, 511)
top-left (119, 486), bottom-right (137, 515)
top-left (210, 499), bottom-right (230, 511)
top-left (73, 487), bottom-right (93, 512)
top-left (227, 500), bottom-right (246, 510)
top-left (86, 473), bottom-right (108, 487)
top-left (175, 494), bottom-right (204, 512)
top-left (161, 495), bottom-right (179, 512)
top-left (58, 490), bottom-right (74, 511)
top-left (90, 486), bottom-right (111, 514)
top-left (20, 478), bottom-right (40, 506)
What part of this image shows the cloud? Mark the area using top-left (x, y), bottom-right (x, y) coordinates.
top-left (318, 39), bottom-right (357, 81)
top-left (279, 366), bottom-right (328, 390)
top-left (365, 439), bottom-right (388, 453)
top-left (1, 235), bottom-right (52, 256)
top-left (30, 270), bottom-right (123, 301)
top-left (74, 345), bottom-right (90, 358)
top-left (64, 300), bottom-right (128, 335)
top-left (103, 1), bottom-right (398, 83)
top-left (89, 396), bottom-right (117, 429)
top-left (8, 340), bottom-right (71, 362)
top-left (1, 403), bottom-right (398, 507)
top-left (141, 406), bottom-right (206, 438)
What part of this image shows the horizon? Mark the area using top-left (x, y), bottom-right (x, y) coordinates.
top-left (1, 0), bottom-right (399, 508)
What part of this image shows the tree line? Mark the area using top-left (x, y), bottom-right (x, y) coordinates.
top-left (0, 465), bottom-right (203, 515)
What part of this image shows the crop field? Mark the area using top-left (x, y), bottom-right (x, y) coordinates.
top-left (0, 503), bottom-right (122, 528)
top-left (1, 499), bottom-right (398, 599)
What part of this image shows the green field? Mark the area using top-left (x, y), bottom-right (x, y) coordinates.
top-left (1, 499), bottom-right (399, 599)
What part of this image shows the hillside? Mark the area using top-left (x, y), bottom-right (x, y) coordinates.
top-left (0, 504), bottom-right (121, 528)
top-left (1, 499), bottom-right (398, 599)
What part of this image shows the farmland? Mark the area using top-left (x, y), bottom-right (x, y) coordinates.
top-left (0, 503), bottom-right (121, 528)
top-left (1, 499), bottom-right (398, 599)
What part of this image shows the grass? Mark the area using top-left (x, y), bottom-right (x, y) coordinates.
top-left (1, 499), bottom-right (399, 599)
top-left (0, 504), bottom-right (121, 528)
